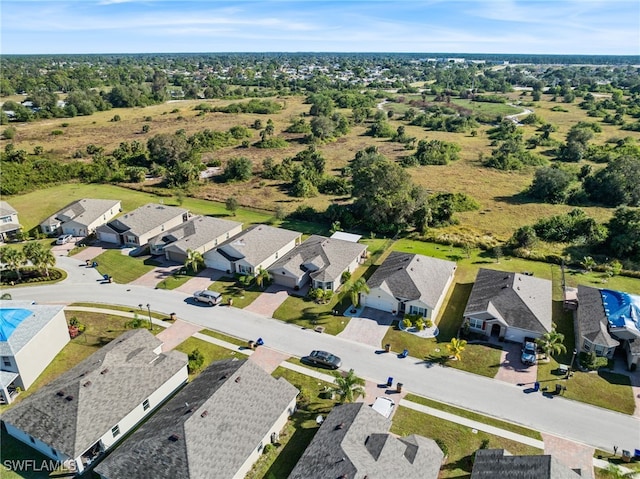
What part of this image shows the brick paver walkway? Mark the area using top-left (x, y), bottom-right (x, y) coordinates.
top-left (248, 346), bottom-right (290, 374)
top-left (244, 284), bottom-right (290, 317)
top-left (543, 433), bottom-right (594, 479)
top-left (156, 319), bottom-right (203, 352)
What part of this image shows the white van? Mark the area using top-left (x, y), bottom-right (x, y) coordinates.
top-left (371, 396), bottom-right (395, 418)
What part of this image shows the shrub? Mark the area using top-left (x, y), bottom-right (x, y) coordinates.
top-left (188, 348), bottom-right (205, 373)
top-left (51, 130), bottom-right (64, 136)
top-left (435, 439), bottom-right (449, 457)
top-left (111, 114), bottom-right (121, 122)
top-left (2, 127), bottom-right (16, 139)
top-left (262, 444), bottom-right (273, 454)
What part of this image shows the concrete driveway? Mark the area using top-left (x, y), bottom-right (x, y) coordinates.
top-left (338, 307), bottom-right (395, 348)
top-left (244, 284), bottom-right (291, 317)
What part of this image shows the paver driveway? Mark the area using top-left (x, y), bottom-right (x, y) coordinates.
top-left (493, 341), bottom-right (538, 386)
top-left (338, 307), bottom-right (395, 348)
top-left (174, 268), bottom-right (225, 294)
top-left (244, 284), bottom-right (291, 317)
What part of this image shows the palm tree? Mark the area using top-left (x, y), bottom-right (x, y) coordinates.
top-left (331, 369), bottom-right (365, 403)
top-left (344, 277), bottom-right (369, 311)
top-left (184, 249), bottom-right (204, 274)
top-left (447, 337), bottom-right (467, 361)
top-left (581, 256), bottom-right (596, 272)
top-left (24, 242), bottom-right (56, 277)
top-left (536, 325), bottom-right (567, 359)
top-left (255, 267), bottom-right (271, 289)
top-left (0, 246), bottom-right (26, 281)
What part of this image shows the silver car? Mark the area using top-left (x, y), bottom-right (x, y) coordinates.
top-left (192, 290), bottom-right (222, 305)
top-left (56, 234), bottom-right (73, 245)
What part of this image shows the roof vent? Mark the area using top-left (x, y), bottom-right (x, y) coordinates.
top-left (100, 368), bottom-right (109, 375)
top-left (235, 376), bottom-right (241, 383)
top-left (56, 390), bottom-right (65, 397)
top-left (169, 434), bottom-right (181, 442)
top-left (201, 410), bottom-right (208, 418)
top-left (65, 395), bottom-right (74, 401)
top-left (335, 423), bottom-right (345, 430)
top-left (83, 381), bottom-right (92, 387)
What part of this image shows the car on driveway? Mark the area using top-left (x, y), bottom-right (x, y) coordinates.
top-left (56, 234), bottom-right (73, 245)
top-left (521, 341), bottom-right (537, 366)
top-left (302, 350), bottom-right (342, 370)
top-left (371, 396), bottom-right (395, 418)
top-left (192, 290), bottom-right (222, 305)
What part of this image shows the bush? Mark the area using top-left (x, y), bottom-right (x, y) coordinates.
top-left (435, 438), bottom-right (449, 457)
top-left (51, 130), bottom-right (64, 136)
top-left (2, 127), bottom-right (16, 139)
top-left (188, 348), bottom-right (205, 373)
top-left (262, 443), bottom-right (273, 454)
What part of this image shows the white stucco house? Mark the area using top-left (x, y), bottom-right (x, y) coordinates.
top-left (95, 358), bottom-right (298, 479)
top-left (0, 300), bottom-right (70, 404)
top-left (204, 224), bottom-right (301, 276)
top-left (0, 201), bottom-right (22, 242)
top-left (39, 199), bottom-right (122, 238)
top-left (362, 252), bottom-right (456, 321)
top-left (2, 329), bottom-right (188, 474)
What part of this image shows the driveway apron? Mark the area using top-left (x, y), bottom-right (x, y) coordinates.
top-left (174, 268), bottom-right (225, 294)
top-left (338, 307), bottom-right (395, 348)
top-left (244, 284), bottom-right (291, 317)
top-left (156, 319), bottom-right (203, 353)
top-left (493, 341), bottom-right (538, 385)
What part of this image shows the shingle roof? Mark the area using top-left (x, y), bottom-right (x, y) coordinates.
top-left (0, 201), bottom-right (17, 217)
top-left (463, 269), bottom-right (552, 334)
top-left (288, 403), bottom-right (443, 479)
top-left (1, 329), bottom-right (187, 458)
top-left (106, 203), bottom-right (188, 237)
top-left (576, 286), bottom-right (620, 348)
top-left (366, 252), bottom-right (456, 307)
top-left (0, 301), bottom-right (65, 356)
top-left (150, 216), bottom-right (241, 255)
top-left (217, 224), bottom-right (300, 267)
top-left (471, 449), bottom-right (582, 478)
top-left (42, 199), bottom-right (120, 228)
top-left (95, 358), bottom-right (298, 479)
top-left (269, 235), bottom-right (366, 283)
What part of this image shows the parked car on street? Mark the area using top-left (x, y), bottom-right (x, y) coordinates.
top-left (302, 350), bottom-right (342, 370)
top-left (192, 290), bottom-right (222, 305)
top-left (56, 234), bottom-right (73, 245)
top-left (521, 341), bottom-right (537, 366)
top-left (371, 396), bottom-right (395, 418)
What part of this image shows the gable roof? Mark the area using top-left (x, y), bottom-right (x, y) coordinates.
top-left (269, 235), bottom-right (366, 283)
top-left (366, 252), bottom-right (456, 307)
top-left (576, 285), bottom-right (620, 348)
top-left (150, 216), bottom-right (241, 254)
top-left (0, 300), bottom-right (65, 356)
top-left (2, 329), bottom-right (187, 458)
top-left (216, 224), bottom-right (300, 266)
top-left (471, 449), bottom-right (582, 478)
top-left (464, 269), bottom-right (552, 334)
top-left (41, 199), bottom-right (121, 228)
top-left (288, 403), bottom-right (442, 479)
top-left (95, 358), bottom-right (298, 479)
top-left (105, 203), bottom-right (188, 237)
top-left (0, 201), bottom-right (18, 217)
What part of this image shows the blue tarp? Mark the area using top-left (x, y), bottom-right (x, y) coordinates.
top-left (600, 289), bottom-right (640, 331)
top-left (0, 308), bottom-right (31, 341)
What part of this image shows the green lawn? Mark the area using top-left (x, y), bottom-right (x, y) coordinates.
top-left (1, 426), bottom-right (62, 479)
top-left (90, 249), bottom-right (157, 284)
top-left (207, 276), bottom-right (263, 309)
top-left (391, 406), bottom-right (542, 478)
top-left (174, 336), bottom-right (240, 379)
top-left (154, 269), bottom-right (195, 290)
top-left (272, 293), bottom-right (352, 336)
top-left (196, 328), bottom-right (248, 348)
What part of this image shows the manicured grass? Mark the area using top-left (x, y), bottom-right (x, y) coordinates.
top-left (245, 367), bottom-right (335, 479)
top-left (404, 394), bottom-right (542, 440)
top-left (197, 328), bottom-right (248, 348)
top-left (174, 336), bottom-right (239, 379)
top-left (207, 276), bottom-right (263, 309)
top-left (68, 302), bottom-right (172, 321)
top-left (391, 406), bottom-right (543, 478)
top-left (154, 269), bottom-right (194, 290)
top-left (90, 249), bottom-right (156, 284)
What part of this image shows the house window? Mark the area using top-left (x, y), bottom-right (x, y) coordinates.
top-left (238, 265), bottom-right (252, 275)
top-left (143, 399), bottom-right (150, 411)
top-left (469, 318), bottom-right (483, 330)
top-left (275, 251), bottom-right (278, 259)
top-left (1, 216), bottom-right (11, 223)
top-left (583, 339), bottom-right (592, 352)
top-left (594, 344), bottom-right (607, 356)
top-left (111, 425), bottom-right (120, 438)
top-left (409, 306), bottom-right (427, 318)
top-left (2, 356), bottom-right (11, 367)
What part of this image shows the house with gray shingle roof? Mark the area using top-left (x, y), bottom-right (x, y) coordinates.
top-left (0, 300), bottom-right (70, 404)
top-left (95, 358), bottom-right (298, 479)
top-left (204, 224), bottom-right (301, 276)
top-left (463, 268), bottom-right (552, 343)
top-left (96, 203), bottom-right (189, 249)
top-left (471, 449), bottom-right (582, 478)
top-left (362, 252), bottom-right (456, 321)
top-left (39, 199), bottom-right (121, 238)
top-left (0, 201), bottom-right (22, 242)
top-left (2, 329), bottom-right (188, 475)
top-left (269, 235), bottom-right (367, 291)
top-left (149, 216), bottom-right (242, 263)
top-left (288, 402), bottom-right (443, 479)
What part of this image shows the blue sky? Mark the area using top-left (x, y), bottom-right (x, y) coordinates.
top-left (2, 0), bottom-right (639, 55)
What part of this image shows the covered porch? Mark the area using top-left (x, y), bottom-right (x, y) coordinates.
top-left (0, 371), bottom-right (21, 404)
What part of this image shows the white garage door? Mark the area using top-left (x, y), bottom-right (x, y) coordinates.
top-left (273, 273), bottom-right (298, 289)
top-left (99, 232), bottom-right (119, 244)
top-left (363, 293), bottom-right (396, 313)
top-left (205, 252), bottom-right (231, 273)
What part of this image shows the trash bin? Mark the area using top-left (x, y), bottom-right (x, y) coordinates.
top-left (386, 376), bottom-right (393, 387)
top-left (384, 343), bottom-right (391, 353)
top-left (92, 261), bottom-right (98, 268)
top-left (622, 450), bottom-right (631, 463)
top-left (248, 340), bottom-right (255, 349)
top-left (533, 382), bottom-right (540, 392)
top-left (103, 274), bottom-right (109, 281)
top-left (396, 382), bottom-right (403, 392)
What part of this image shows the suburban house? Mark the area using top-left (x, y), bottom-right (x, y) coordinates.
top-left (269, 234), bottom-right (367, 291)
top-left (0, 300), bottom-right (70, 404)
top-left (0, 201), bottom-right (22, 242)
top-left (204, 224), bottom-right (301, 276)
top-left (40, 199), bottom-right (122, 238)
top-left (463, 269), bottom-right (552, 343)
top-left (96, 203), bottom-right (189, 249)
top-left (95, 358), bottom-right (298, 479)
top-left (361, 252), bottom-right (456, 320)
top-left (470, 449), bottom-right (582, 478)
top-left (288, 402), bottom-right (443, 479)
top-left (575, 285), bottom-right (640, 370)
top-left (2, 329), bottom-right (188, 474)
top-left (149, 215), bottom-right (242, 263)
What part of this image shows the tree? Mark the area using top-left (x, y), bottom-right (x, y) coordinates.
top-left (184, 249), bottom-right (204, 274)
top-left (535, 325), bottom-right (567, 359)
top-left (224, 157), bottom-right (253, 182)
top-left (331, 369), bottom-right (365, 403)
top-left (344, 277), bottom-right (369, 310)
top-left (255, 267), bottom-right (271, 289)
top-left (23, 242), bottom-right (55, 277)
top-left (528, 167), bottom-right (574, 204)
top-left (0, 246), bottom-right (25, 280)
top-left (188, 348), bottom-right (205, 373)
top-left (584, 156), bottom-right (640, 207)
top-left (225, 196), bottom-right (239, 215)
top-left (510, 225), bottom-right (538, 250)
top-left (607, 207), bottom-right (640, 263)
top-left (447, 338), bottom-right (467, 361)
top-left (580, 256), bottom-right (597, 272)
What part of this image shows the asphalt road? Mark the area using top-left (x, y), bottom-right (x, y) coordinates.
top-left (5, 256), bottom-right (639, 452)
